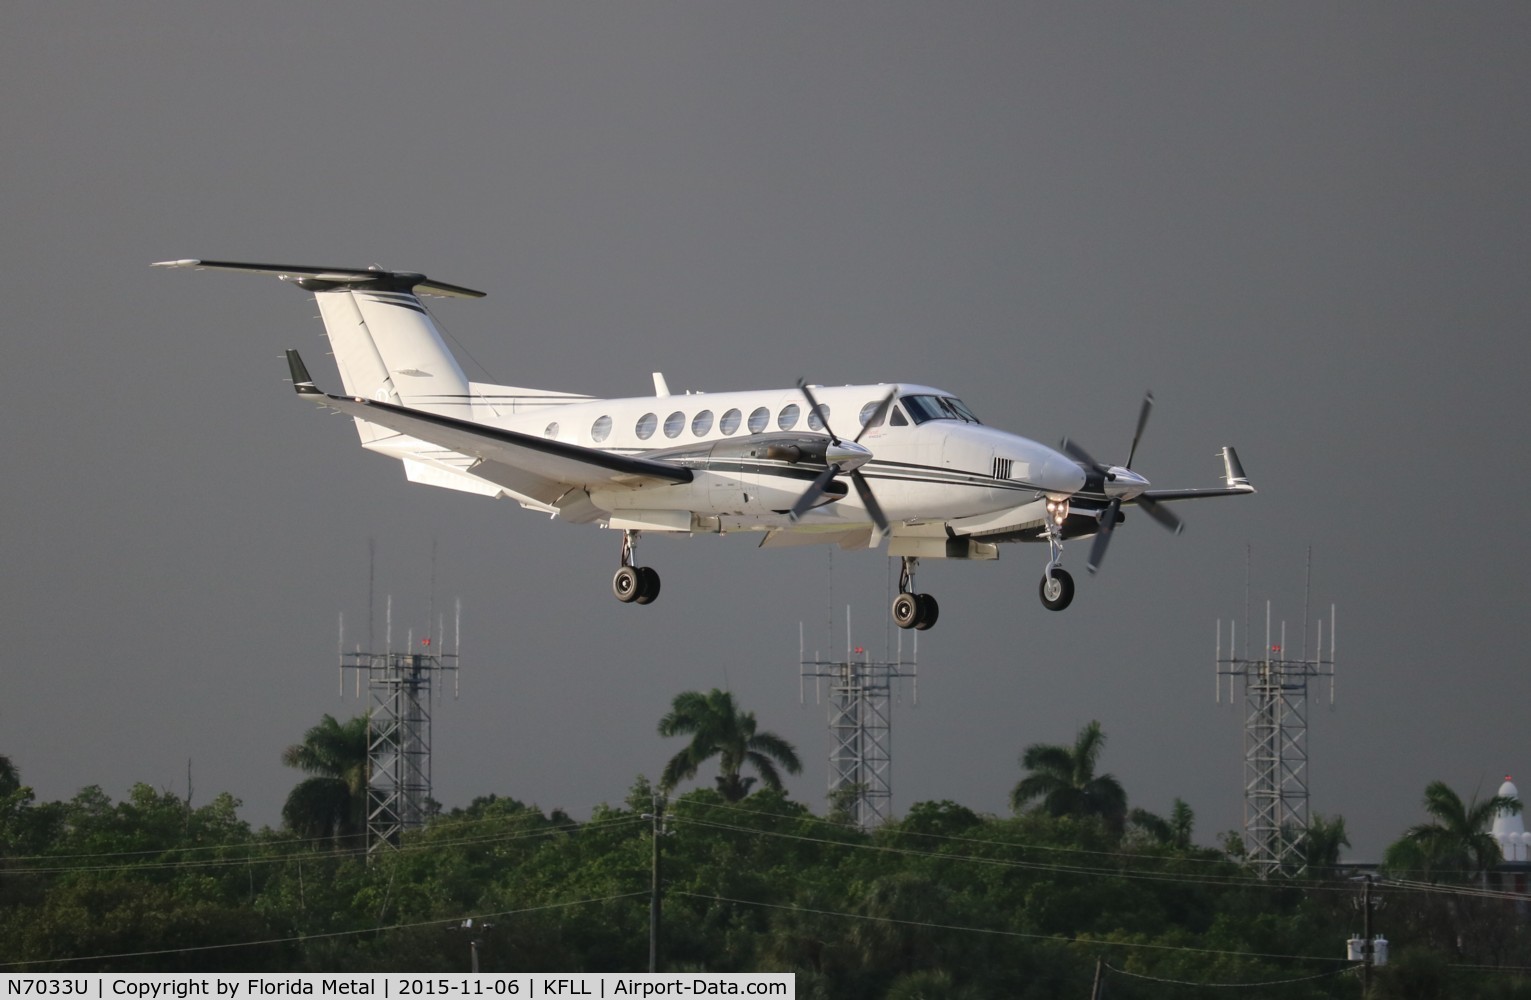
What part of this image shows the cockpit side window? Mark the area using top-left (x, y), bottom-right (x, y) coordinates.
top-left (890, 405), bottom-right (910, 427)
top-left (942, 397), bottom-right (981, 423)
top-left (900, 394), bottom-right (981, 425)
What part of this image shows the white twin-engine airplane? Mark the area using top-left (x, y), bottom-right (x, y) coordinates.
top-left (156, 259), bottom-right (1254, 630)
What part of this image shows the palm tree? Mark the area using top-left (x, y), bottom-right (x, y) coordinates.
top-left (1010, 720), bottom-right (1127, 835)
top-left (280, 713), bottom-right (370, 843)
top-left (1300, 813), bottom-right (1350, 876)
top-left (658, 689), bottom-right (802, 803)
top-left (1130, 798), bottom-right (1195, 849)
top-left (1383, 780), bottom-right (1519, 883)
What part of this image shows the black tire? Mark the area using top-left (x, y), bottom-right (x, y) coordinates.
top-left (892, 592), bottom-right (920, 629)
top-left (635, 566), bottom-right (661, 605)
top-left (914, 593), bottom-right (940, 630)
top-left (1039, 567), bottom-right (1075, 611)
top-left (613, 565), bottom-right (642, 603)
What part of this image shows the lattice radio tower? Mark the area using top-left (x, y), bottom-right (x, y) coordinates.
top-left (800, 608), bottom-right (917, 830)
top-left (1215, 557), bottom-right (1335, 877)
top-left (340, 594), bottom-right (461, 853)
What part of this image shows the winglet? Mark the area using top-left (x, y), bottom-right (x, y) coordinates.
top-left (1221, 446), bottom-right (1253, 491)
top-left (286, 349), bottom-right (322, 396)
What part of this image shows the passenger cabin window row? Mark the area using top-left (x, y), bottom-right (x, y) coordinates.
top-left (543, 394), bottom-right (980, 443)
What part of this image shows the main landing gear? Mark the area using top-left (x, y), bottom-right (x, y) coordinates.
top-left (891, 557), bottom-right (939, 631)
top-left (612, 530), bottom-right (661, 605)
top-left (1038, 498), bottom-right (1075, 611)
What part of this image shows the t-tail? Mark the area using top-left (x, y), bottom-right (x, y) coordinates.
top-left (157, 258), bottom-right (595, 498)
top-left (152, 259), bottom-right (482, 419)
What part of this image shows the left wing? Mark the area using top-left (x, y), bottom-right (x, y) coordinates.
top-left (1134, 446), bottom-right (1254, 503)
top-left (287, 350), bottom-right (691, 504)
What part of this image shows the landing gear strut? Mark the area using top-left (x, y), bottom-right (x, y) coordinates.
top-left (1039, 500), bottom-right (1074, 611)
top-left (891, 557), bottom-right (939, 630)
top-left (612, 530), bottom-right (661, 605)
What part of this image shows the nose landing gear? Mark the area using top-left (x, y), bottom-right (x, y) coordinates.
top-left (612, 530), bottom-right (661, 605)
top-left (1038, 499), bottom-right (1075, 611)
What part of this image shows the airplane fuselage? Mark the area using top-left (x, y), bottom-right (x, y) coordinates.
top-left (373, 381), bottom-right (1085, 533)
top-left (156, 258), bottom-right (1253, 624)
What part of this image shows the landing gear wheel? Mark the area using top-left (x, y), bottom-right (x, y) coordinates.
top-left (635, 566), bottom-right (661, 605)
top-left (892, 592), bottom-right (940, 630)
top-left (613, 565), bottom-right (642, 603)
top-left (1039, 568), bottom-right (1075, 612)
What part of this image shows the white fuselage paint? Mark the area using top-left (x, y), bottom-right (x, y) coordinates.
top-left (366, 380), bottom-right (1087, 534)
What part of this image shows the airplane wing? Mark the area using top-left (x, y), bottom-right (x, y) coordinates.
top-left (287, 351), bottom-right (692, 500)
top-left (1134, 447), bottom-right (1254, 503)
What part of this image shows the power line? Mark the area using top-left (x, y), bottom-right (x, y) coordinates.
top-left (0, 891), bottom-right (649, 970)
top-left (671, 891), bottom-right (1355, 966)
top-left (1102, 962), bottom-right (1359, 989)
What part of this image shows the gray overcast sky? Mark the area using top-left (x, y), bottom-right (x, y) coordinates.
top-left (3, 3), bottom-right (1528, 860)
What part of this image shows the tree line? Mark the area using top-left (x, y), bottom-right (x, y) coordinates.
top-left (4, 699), bottom-right (1531, 998)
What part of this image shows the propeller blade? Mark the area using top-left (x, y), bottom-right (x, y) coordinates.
top-left (1086, 498), bottom-right (1121, 574)
top-left (1125, 392), bottom-right (1154, 469)
top-left (787, 464), bottom-right (842, 523)
top-left (850, 470), bottom-right (890, 537)
top-left (1137, 496), bottom-right (1184, 535)
top-left (853, 386), bottom-right (899, 444)
top-left (795, 378), bottom-right (840, 444)
top-left (1060, 437), bottom-right (1103, 473)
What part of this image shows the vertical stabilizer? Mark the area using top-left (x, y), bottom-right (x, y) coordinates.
top-left (153, 259), bottom-right (484, 434)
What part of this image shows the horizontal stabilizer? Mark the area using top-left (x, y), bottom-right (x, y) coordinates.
top-left (152, 259), bottom-right (486, 299)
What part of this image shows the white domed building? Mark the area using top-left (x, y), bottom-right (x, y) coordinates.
top-left (1492, 776), bottom-right (1530, 863)
top-left (1492, 776), bottom-right (1531, 900)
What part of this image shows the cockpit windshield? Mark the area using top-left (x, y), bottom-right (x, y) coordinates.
top-left (900, 394), bottom-right (982, 425)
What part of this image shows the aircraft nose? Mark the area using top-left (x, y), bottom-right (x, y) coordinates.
top-left (1038, 448), bottom-right (1087, 496)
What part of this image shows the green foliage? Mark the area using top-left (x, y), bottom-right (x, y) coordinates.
top-left (280, 713), bottom-right (370, 844)
top-left (10, 743), bottom-right (1531, 996)
top-left (1010, 720), bottom-right (1128, 836)
top-left (1383, 779), bottom-right (1518, 881)
top-left (657, 689), bottom-right (803, 803)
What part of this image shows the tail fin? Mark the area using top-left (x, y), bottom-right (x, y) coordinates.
top-left (154, 259), bottom-right (482, 417)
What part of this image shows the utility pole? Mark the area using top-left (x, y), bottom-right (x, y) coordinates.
top-left (1348, 875), bottom-right (1386, 995)
top-left (644, 793), bottom-right (670, 973)
top-left (455, 918), bottom-right (491, 973)
top-left (1361, 877), bottom-right (1372, 996)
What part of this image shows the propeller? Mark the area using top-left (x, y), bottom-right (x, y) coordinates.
top-left (786, 380), bottom-right (896, 538)
top-left (1062, 392), bottom-right (1183, 574)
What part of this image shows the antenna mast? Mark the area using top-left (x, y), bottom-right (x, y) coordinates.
top-left (800, 606), bottom-right (917, 830)
top-left (340, 564), bottom-right (462, 853)
top-left (1216, 553), bottom-right (1336, 877)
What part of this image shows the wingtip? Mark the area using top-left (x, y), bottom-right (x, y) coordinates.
top-left (1220, 446), bottom-right (1252, 490)
top-left (285, 349), bottom-right (322, 395)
